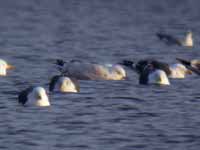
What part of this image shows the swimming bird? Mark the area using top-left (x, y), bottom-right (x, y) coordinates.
top-left (121, 59), bottom-right (192, 79)
top-left (134, 59), bottom-right (171, 76)
top-left (169, 63), bottom-right (192, 78)
top-left (0, 59), bottom-right (14, 76)
top-left (156, 31), bottom-right (193, 47)
top-left (55, 59), bottom-right (126, 80)
top-left (49, 75), bottom-right (80, 93)
top-left (142, 68), bottom-right (170, 85)
top-left (176, 58), bottom-right (200, 75)
top-left (120, 59), bottom-right (169, 85)
top-left (18, 86), bottom-right (50, 107)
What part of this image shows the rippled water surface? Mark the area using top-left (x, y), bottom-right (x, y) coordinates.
top-left (0, 0), bottom-right (200, 149)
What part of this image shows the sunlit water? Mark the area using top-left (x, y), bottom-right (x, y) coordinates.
top-left (0, 0), bottom-right (199, 149)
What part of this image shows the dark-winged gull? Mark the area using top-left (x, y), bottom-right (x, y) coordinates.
top-left (156, 31), bottom-right (193, 47)
top-left (18, 86), bottom-right (50, 107)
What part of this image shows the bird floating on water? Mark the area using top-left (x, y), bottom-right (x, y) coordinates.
top-left (55, 59), bottom-right (126, 80)
top-left (0, 59), bottom-right (14, 76)
top-left (140, 66), bottom-right (170, 85)
top-left (156, 31), bottom-right (193, 47)
top-left (120, 59), bottom-right (170, 85)
top-left (18, 86), bottom-right (50, 107)
top-left (49, 75), bottom-right (80, 93)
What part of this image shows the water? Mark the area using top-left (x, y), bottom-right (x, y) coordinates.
top-left (0, 0), bottom-right (199, 149)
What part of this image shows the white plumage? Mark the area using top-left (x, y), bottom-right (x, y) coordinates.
top-left (58, 60), bottom-right (126, 80)
top-left (0, 59), bottom-right (14, 76)
top-left (148, 70), bottom-right (170, 85)
top-left (182, 31), bottom-right (193, 47)
top-left (18, 86), bottom-right (50, 107)
top-left (169, 63), bottom-right (192, 78)
top-left (49, 76), bottom-right (80, 93)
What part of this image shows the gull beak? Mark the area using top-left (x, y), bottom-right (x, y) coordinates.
top-left (6, 64), bottom-right (15, 70)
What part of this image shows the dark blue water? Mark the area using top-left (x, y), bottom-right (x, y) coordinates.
top-left (0, 0), bottom-right (199, 149)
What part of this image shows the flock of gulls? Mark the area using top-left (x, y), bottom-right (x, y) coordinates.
top-left (0, 31), bottom-right (199, 107)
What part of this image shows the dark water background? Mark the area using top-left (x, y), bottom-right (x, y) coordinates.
top-left (0, 0), bottom-right (199, 149)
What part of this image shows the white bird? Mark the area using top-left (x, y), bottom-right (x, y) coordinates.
top-left (138, 63), bottom-right (170, 85)
top-left (49, 75), bottom-right (80, 93)
top-left (56, 59), bottom-right (126, 80)
top-left (0, 59), bottom-right (14, 76)
top-left (18, 86), bottom-right (50, 107)
top-left (156, 31), bottom-right (193, 47)
top-left (148, 69), bottom-right (170, 85)
top-left (169, 63), bottom-right (192, 78)
top-left (182, 31), bottom-right (193, 47)
top-left (120, 60), bottom-right (169, 85)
